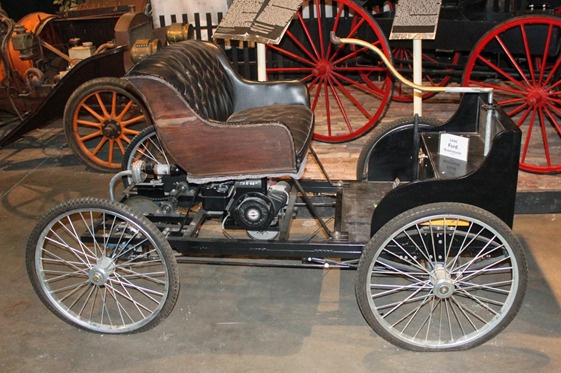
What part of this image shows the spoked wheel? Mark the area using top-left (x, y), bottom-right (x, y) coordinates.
top-left (121, 126), bottom-right (171, 187)
top-left (356, 203), bottom-right (527, 351)
top-left (387, 48), bottom-right (461, 102)
top-left (463, 15), bottom-right (561, 173)
top-left (267, 0), bottom-right (393, 142)
top-left (26, 198), bottom-right (179, 333)
top-left (64, 77), bottom-right (151, 172)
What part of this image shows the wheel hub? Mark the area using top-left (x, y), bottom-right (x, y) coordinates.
top-left (430, 264), bottom-right (455, 299)
top-left (89, 257), bottom-right (116, 286)
top-left (312, 61), bottom-right (332, 77)
top-left (526, 87), bottom-right (547, 107)
top-left (102, 120), bottom-right (122, 139)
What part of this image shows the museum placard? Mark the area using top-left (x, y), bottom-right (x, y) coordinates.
top-left (390, 0), bottom-right (442, 40)
top-left (213, 0), bottom-right (302, 44)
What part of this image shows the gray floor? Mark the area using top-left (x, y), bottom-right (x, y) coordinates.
top-left (1, 119), bottom-right (561, 373)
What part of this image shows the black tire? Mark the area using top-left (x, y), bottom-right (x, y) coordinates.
top-left (121, 126), bottom-right (171, 187)
top-left (356, 117), bottom-right (441, 180)
top-left (26, 197), bottom-right (179, 333)
top-left (355, 203), bottom-right (527, 351)
top-left (63, 77), bottom-right (151, 172)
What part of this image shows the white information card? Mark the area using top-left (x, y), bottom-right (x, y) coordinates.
top-left (439, 133), bottom-right (470, 162)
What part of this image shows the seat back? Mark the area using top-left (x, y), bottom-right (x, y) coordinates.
top-left (127, 40), bottom-right (235, 121)
top-left (124, 40), bottom-right (310, 181)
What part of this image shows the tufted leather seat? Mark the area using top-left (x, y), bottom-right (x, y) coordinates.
top-left (125, 40), bottom-right (314, 181)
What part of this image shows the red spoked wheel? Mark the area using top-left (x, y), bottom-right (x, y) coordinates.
top-left (386, 48), bottom-right (461, 102)
top-left (267, 0), bottom-right (393, 142)
top-left (463, 15), bottom-right (561, 173)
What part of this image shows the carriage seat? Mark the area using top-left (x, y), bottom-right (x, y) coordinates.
top-left (125, 40), bottom-right (314, 182)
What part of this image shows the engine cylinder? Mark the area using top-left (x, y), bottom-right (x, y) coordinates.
top-left (229, 181), bottom-right (291, 231)
top-left (231, 192), bottom-right (274, 230)
top-left (1, 13), bottom-right (57, 82)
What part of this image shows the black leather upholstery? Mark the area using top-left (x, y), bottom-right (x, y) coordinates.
top-left (128, 41), bottom-right (235, 121)
top-left (227, 104), bottom-right (313, 165)
top-left (126, 40), bottom-right (314, 178)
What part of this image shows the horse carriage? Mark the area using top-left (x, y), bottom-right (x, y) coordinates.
top-left (266, 0), bottom-right (561, 173)
top-left (25, 33), bottom-right (527, 351)
top-left (4, 0), bottom-right (558, 175)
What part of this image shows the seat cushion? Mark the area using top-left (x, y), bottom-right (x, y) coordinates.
top-left (227, 104), bottom-right (314, 166)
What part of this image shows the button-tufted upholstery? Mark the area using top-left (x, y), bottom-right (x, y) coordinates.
top-left (125, 40), bottom-right (314, 181)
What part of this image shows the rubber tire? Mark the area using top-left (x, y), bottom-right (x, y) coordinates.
top-left (356, 117), bottom-right (442, 180)
top-left (64, 77), bottom-right (151, 172)
top-left (355, 202), bottom-right (527, 351)
top-left (26, 197), bottom-right (180, 333)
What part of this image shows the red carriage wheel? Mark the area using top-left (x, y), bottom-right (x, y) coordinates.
top-left (267, 0), bottom-right (393, 142)
top-left (384, 48), bottom-right (460, 102)
top-left (463, 15), bottom-right (561, 173)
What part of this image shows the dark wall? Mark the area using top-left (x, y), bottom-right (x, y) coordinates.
top-left (1, 1), bottom-right (59, 21)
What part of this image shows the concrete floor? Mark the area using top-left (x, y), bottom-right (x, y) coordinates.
top-left (1, 100), bottom-right (561, 372)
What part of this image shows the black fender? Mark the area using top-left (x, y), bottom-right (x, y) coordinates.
top-left (0, 46), bottom-right (127, 147)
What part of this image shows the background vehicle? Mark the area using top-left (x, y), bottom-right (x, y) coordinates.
top-left (266, 0), bottom-right (561, 173)
top-left (0, 1), bottom-right (167, 171)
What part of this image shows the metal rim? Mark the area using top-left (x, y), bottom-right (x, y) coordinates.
top-left (266, 0), bottom-right (393, 142)
top-left (32, 205), bottom-right (173, 333)
top-left (463, 15), bottom-right (561, 173)
top-left (362, 210), bottom-right (522, 350)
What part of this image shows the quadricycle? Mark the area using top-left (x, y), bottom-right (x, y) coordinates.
top-left (25, 35), bottom-right (526, 351)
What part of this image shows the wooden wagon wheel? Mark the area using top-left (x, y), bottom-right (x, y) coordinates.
top-left (64, 77), bottom-right (151, 172)
top-left (266, 0), bottom-right (393, 142)
top-left (463, 15), bottom-right (561, 173)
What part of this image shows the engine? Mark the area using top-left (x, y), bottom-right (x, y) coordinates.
top-left (202, 179), bottom-right (291, 232)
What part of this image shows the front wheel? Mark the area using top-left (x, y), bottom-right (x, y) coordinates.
top-left (356, 203), bottom-right (527, 351)
top-left (26, 197), bottom-right (179, 333)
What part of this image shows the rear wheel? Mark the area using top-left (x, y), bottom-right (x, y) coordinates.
top-left (26, 197), bottom-right (179, 333)
top-left (267, 0), bottom-right (393, 142)
top-left (356, 203), bottom-right (527, 351)
top-left (121, 126), bottom-right (171, 187)
top-left (64, 77), bottom-right (151, 172)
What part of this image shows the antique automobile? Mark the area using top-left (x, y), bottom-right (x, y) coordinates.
top-left (0, 1), bottom-right (191, 171)
top-left (25, 37), bottom-right (527, 352)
